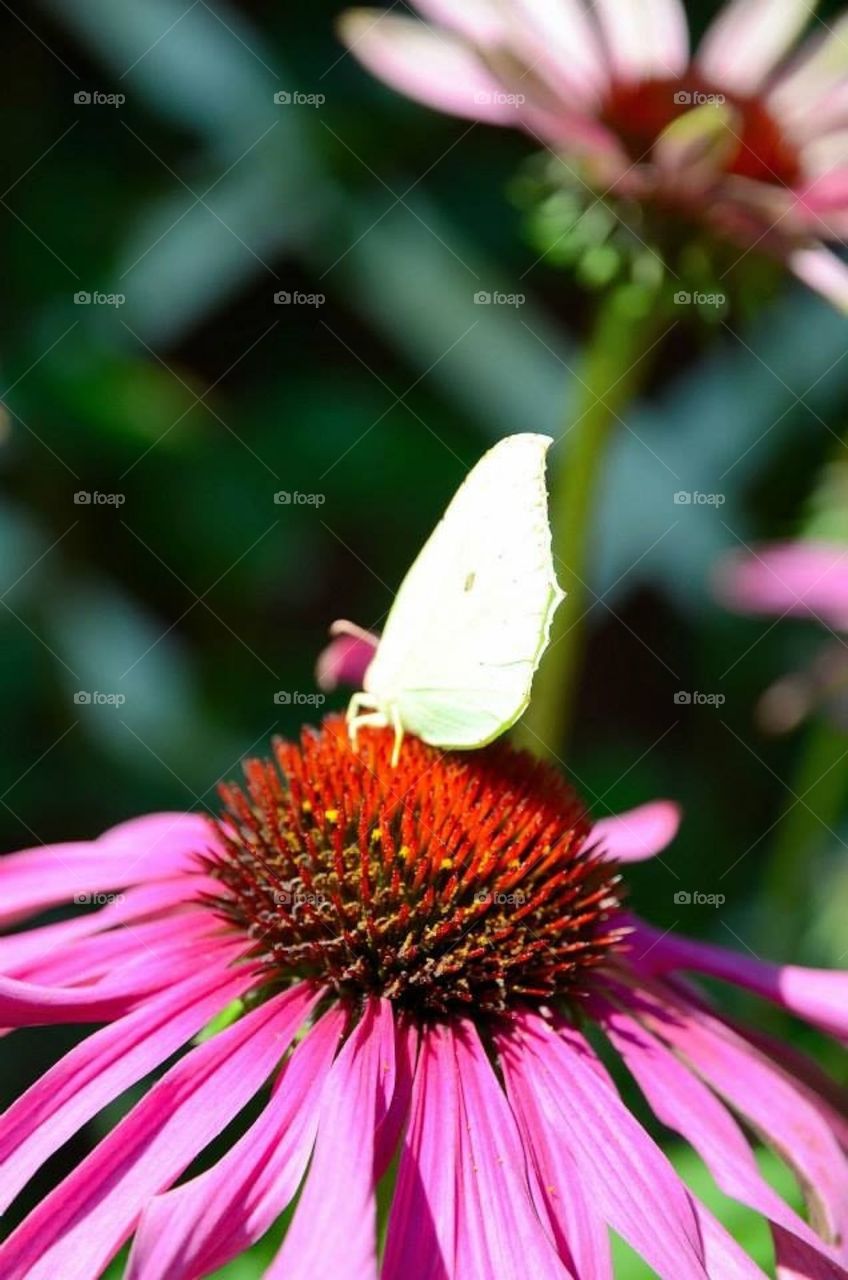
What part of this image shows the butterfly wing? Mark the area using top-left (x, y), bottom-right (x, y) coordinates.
top-left (364, 433), bottom-right (563, 748)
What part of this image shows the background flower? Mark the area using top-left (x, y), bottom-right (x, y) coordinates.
top-left (340, 0), bottom-right (848, 306)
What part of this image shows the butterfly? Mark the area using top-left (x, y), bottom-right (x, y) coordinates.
top-left (337, 433), bottom-right (563, 765)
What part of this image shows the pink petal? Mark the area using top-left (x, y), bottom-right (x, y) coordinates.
top-left (265, 998), bottom-right (398, 1280)
top-left (773, 1228), bottom-right (848, 1279)
top-left (0, 877), bottom-right (217, 975)
top-left (698, 0), bottom-right (812, 94)
top-left (789, 246), bottom-right (848, 314)
top-left (593, 800), bottom-right (681, 862)
top-left (338, 11), bottom-right (526, 125)
top-left (0, 962), bottom-right (258, 1214)
top-left (509, 0), bottom-right (609, 102)
top-left (770, 17), bottom-right (848, 122)
top-left (386, 1020), bottom-right (570, 1280)
top-left (409, 0), bottom-right (506, 42)
top-left (630, 918), bottom-right (848, 1042)
top-left (0, 812), bottom-right (215, 927)
top-left (627, 979), bottom-right (848, 1255)
top-left (695, 1205), bottom-right (771, 1279)
top-left (598, 999), bottom-right (837, 1261)
top-left (11, 912), bottom-right (218, 988)
top-left (127, 1003), bottom-right (344, 1280)
top-left (594, 0), bottom-right (689, 80)
top-left (497, 1010), bottom-right (708, 1280)
top-left (0, 982), bottom-right (318, 1280)
top-left (497, 1027), bottom-right (612, 1277)
top-left (382, 1022), bottom-right (459, 1280)
top-left (714, 540), bottom-right (848, 626)
top-left (315, 619), bottom-right (379, 692)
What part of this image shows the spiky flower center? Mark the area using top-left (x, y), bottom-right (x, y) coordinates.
top-left (206, 717), bottom-right (623, 1017)
top-left (601, 75), bottom-right (801, 187)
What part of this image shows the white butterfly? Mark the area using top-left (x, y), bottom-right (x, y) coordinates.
top-left (345, 432), bottom-right (563, 764)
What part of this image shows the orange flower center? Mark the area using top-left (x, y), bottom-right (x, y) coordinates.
top-left (205, 717), bottom-right (624, 1018)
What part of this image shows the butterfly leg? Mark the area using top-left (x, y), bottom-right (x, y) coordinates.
top-left (389, 703), bottom-right (405, 768)
top-left (346, 692), bottom-right (388, 750)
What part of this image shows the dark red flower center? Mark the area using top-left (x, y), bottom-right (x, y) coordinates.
top-left (600, 75), bottom-right (801, 187)
top-left (206, 717), bottom-right (624, 1018)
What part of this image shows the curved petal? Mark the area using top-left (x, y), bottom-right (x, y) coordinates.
top-left (593, 800), bottom-right (681, 862)
top-left (409, 0), bottom-right (506, 42)
top-left (385, 1019), bottom-right (570, 1280)
top-left (0, 877), bottom-right (217, 975)
top-left (510, 0), bottom-right (609, 102)
top-left (625, 979), bottom-right (848, 1257)
top-left (265, 998), bottom-right (398, 1280)
top-left (0, 961), bottom-right (257, 1215)
top-left (127, 1003), bottom-right (343, 1280)
top-left (594, 0), bottom-right (689, 80)
top-left (497, 1026), bottom-right (612, 1276)
top-left (0, 983), bottom-right (318, 1280)
top-left (715, 540), bottom-right (848, 625)
top-left (698, 0), bottom-right (812, 94)
top-left (315, 619), bottom-right (379, 692)
top-left (770, 17), bottom-right (848, 120)
top-left (495, 1011), bottom-right (708, 1280)
top-left (338, 11), bottom-right (526, 126)
top-left (629, 918), bottom-right (848, 1042)
top-left (0, 812), bottom-right (214, 927)
top-left (597, 998), bottom-right (839, 1262)
top-left (789, 247), bottom-right (848, 314)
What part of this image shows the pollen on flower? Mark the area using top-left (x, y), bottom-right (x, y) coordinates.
top-left (204, 716), bottom-right (625, 1017)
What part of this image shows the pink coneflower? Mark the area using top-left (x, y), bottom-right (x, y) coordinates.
top-left (340, 0), bottom-right (848, 307)
top-left (716, 539), bottom-right (848, 731)
top-left (0, 716), bottom-right (846, 1277)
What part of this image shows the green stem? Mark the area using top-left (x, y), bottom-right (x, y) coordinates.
top-left (516, 285), bottom-right (666, 759)
top-left (763, 714), bottom-right (848, 949)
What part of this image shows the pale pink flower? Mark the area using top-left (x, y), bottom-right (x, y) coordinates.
top-left (716, 539), bottom-right (848, 730)
top-left (0, 717), bottom-right (846, 1278)
top-left (340, 0), bottom-right (848, 308)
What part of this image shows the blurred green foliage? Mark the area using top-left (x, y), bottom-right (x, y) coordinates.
top-left (1, 0), bottom-right (847, 1269)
